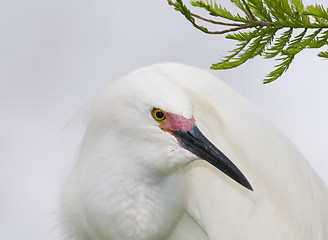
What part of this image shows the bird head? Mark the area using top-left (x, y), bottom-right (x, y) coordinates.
top-left (83, 67), bottom-right (252, 190)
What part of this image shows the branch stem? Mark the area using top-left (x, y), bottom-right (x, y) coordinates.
top-left (190, 12), bottom-right (279, 34)
top-left (240, 0), bottom-right (258, 21)
top-left (190, 12), bottom-right (242, 26)
top-left (190, 21), bottom-right (276, 34)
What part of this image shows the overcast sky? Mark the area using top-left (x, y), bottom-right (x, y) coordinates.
top-left (1, 0), bottom-right (327, 239)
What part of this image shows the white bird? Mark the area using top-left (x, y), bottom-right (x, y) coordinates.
top-left (60, 63), bottom-right (328, 240)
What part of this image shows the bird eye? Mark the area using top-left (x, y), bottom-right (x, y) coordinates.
top-left (152, 108), bottom-right (166, 122)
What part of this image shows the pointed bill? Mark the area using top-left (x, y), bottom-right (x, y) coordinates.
top-left (173, 125), bottom-right (253, 191)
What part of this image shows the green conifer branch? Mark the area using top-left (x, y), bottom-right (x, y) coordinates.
top-left (168, 0), bottom-right (328, 83)
top-left (318, 50), bottom-right (328, 58)
top-left (265, 28), bottom-right (293, 58)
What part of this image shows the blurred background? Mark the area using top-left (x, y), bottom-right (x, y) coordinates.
top-left (1, 0), bottom-right (327, 239)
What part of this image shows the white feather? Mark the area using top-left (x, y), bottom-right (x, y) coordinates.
top-left (61, 63), bottom-right (328, 240)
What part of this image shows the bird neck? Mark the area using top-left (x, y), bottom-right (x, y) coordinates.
top-left (75, 129), bottom-right (189, 239)
top-left (112, 167), bottom-right (187, 239)
top-left (78, 152), bottom-right (187, 240)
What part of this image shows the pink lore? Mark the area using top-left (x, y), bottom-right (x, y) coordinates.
top-left (160, 112), bottom-right (195, 132)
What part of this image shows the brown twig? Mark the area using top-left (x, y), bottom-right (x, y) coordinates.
top-left (190, 21), bottom-right (266, 35)
top-left (191, 12), bottom-right (274, 28)
top-left (241, 0), bottom-right (258, 21)
top-left (191, 13), bottom-right (245, 26)
top-left (189, 13), bottom-right (277, 35)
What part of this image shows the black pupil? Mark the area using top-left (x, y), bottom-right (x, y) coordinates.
top-left (156, 111), bottom-right (164, 119)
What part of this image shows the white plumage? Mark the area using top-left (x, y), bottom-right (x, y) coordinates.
top-left (61, 63), bottom-right (328, 240)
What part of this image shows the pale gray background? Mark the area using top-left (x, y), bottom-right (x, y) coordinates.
top-left (1, 0), bottom-right (327, 239)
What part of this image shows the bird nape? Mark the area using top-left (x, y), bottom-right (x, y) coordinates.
top-left (60, 63), bottom-right (328, 240)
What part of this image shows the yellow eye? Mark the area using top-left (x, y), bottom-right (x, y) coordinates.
top-left (152, 108), bottom-right (166, 122)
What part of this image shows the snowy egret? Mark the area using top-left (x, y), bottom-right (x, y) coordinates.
top-left (61, 63), bottom-right (328, 240)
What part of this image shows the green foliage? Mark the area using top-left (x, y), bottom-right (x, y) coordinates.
top-left (168, 0), bottom-right (195, 23)
top-left (191, 1), bottom-right (250, 22)
top-left (304, 4), bottom-right (328, 24)
top-left (168, 0), bottom-right (328, 83)
top-left (318, 50), bottom-right (328, 58)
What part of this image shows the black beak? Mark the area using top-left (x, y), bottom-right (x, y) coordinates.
top-left (173, 125), bottom-right (253, 191)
